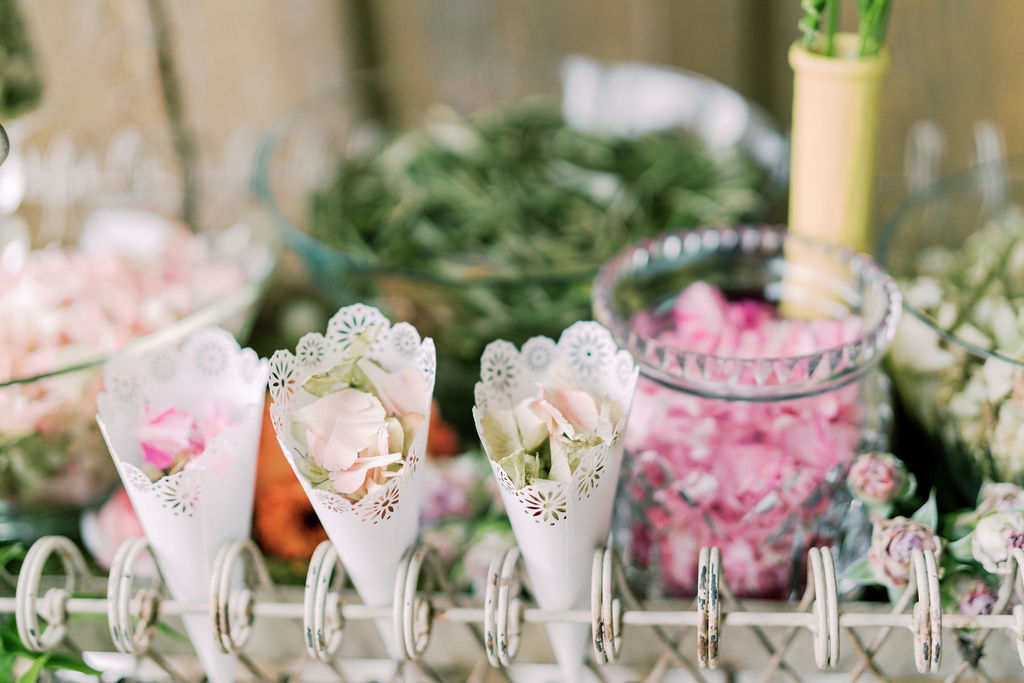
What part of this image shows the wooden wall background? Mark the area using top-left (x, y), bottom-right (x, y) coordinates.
top-left (13, 0), bottom-right (1024, 227)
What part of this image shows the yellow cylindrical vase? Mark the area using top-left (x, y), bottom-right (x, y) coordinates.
top-left (788, 34), bottom-right (889, 254)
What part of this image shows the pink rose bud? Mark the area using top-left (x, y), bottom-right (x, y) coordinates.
top-left (972, 510), bottom-right (1024, 575)
top-left (976, 482), bottom-right (1024, 516)
top-left (848, 451), bottom-right (909, 506)
top-left (951, 576), bottom-right (998, 616)
top-left (867, 517), bottom-right (943, 587)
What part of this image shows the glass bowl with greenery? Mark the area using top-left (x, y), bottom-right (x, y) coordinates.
top-left (251, 61), bottom-right (788, 430)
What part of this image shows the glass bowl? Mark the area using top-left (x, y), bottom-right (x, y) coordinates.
top-left (593, 225), bottom-right (901, 598)
top-left (878, 156), bottom-right (1024, 505)
top-left (0, 203), bottom-right (274, 542)
top-left (251, 61), bottom-right (788, 431)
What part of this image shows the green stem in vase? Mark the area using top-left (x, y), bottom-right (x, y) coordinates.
top-left (825, 0), bottom-right (839, 57)
top-left (801, 0), bottom-right (892, 57)
top-left (799, 0), bottom-right (828, 49)
top-left (857, 0), bottom-right (893, 57)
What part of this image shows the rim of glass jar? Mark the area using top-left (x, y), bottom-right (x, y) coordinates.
top-left (876, 155), bottom-right (1024, 370)
top-left (592, 225), bottom-right (903, 401)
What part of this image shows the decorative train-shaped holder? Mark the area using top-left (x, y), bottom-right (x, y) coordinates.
top-left (4, 536), bottom-right (1024, 681)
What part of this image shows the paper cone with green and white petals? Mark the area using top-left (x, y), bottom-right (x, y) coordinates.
top-left (268, 304), bottom-right (435, 656)
top-left (473, 322), bottom-right (638, 683)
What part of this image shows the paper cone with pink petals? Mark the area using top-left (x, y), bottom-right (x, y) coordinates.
top-left (473, 322), bottom-right (638, 682)
top-left (268, 304), bottom-right (435, 655)
top-left (96, 328), bottom-right (268, 683)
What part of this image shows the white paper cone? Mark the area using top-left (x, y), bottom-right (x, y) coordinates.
top-left (96, 328), bottom-right (268, 683)
top-left (474, 323), bottom-right (638, 682)
top-left (268, 304), bottom-right (436, 656)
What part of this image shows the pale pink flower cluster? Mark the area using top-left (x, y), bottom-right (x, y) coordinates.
top-left (135, 402), bottom-right (231, 480)
top-left (292, 358), bottom-right (428, 502)
top-left (480, 380), bottom-right (620, 488)
top-left (623, 283), bottom-right (865, 598)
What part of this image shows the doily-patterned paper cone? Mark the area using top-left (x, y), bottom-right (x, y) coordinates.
top-left (268, 304), bottom-right (435, 656)
top-left (473, 322), bottom-right (638, 682)
top-left (97, 328), bottom-right (267, 683)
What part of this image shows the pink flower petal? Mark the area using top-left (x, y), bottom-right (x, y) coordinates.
top-left (357, 360), bottom-right (427, 416)
top-left (135, 405), bottom-right (194, 469)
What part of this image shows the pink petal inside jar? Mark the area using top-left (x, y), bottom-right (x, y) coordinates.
top-left (623, 282), bottom-right (867, 599)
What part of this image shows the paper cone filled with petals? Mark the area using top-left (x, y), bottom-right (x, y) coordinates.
top-left (268, 304), bottom-right (435, 653)
top-left (473, 321), bottom-right (638, 683)
top-left (96, 328), bottom-right (268, 683)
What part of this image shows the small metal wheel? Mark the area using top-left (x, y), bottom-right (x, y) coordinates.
top-left (696, 547), bottom-right (721, 669)
top-left (210, 539), bottom-right (274, 654)
top-left (484, 545), bottom-right (525, 668)
top-left (393, 544), bottom-right (444, 661)
top-left (16, 536), bottom-right (92, 652)
top-left (303, 541), bottom-right (347, 662)
top-left (910, 549), bottom-right (941, 673)
top-left (591, 545), bottom-right (625, 665)
top-left (107, 537), bottom-right (162, 654)
top-left (806, 547), bottom-right (840, 669)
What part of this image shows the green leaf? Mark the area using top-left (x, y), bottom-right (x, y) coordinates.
top-left (293, 454), bottom-right (330, 487)
top-left (899, 472), bottom-right (918, 502)
top-left (40, 652), bottom-right (101, 676)
top-left (912, 489), bottom-right (939, 530)
top-left (838, 557), bottom-right (876, 585)
top-left (865, 502), bottom-right (894, 519)
top-left (0, 619), bottom-right (29, 654)
top-left (947, 534), bottom-right (975, 564)
top-left (497, 450), bottom-right (538, 490)
top-left (17, 653), bottom-right (48, 683)
top-left (0, 652), bottom-right (17, 679)
top-left (301, 362), bottom-right (357, 397)
top-left (479, 409), bottom-right (525, 462)
top-left (0, 544), bottom-right (25, 568)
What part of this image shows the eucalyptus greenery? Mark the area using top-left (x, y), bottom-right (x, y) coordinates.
top-left (800, 0), bottom-right (892, 58)
top-left (308, 101), bottom-right (766, 428)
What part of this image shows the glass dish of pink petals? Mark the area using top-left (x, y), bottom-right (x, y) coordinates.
top-left (593, 226), bottom-right (901, 599)
top-left (0, 210), bottom-right (272, 540)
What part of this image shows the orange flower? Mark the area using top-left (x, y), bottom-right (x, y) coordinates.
top-left (257, 398), bottom-right (293, 489)
top-left (253, 477), bottom-right (328, 560)
top-left (255, 397), bottom-right (327, 560)
top-left (427, 400), bottom-right (460, 458)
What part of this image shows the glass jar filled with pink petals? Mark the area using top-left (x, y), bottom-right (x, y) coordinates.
top-left (593, 226), bottom-right (902, 599)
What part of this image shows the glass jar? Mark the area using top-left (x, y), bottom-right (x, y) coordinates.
top-left (592, 226), bottom-right (901, 599)
top-left (878, 156), bottom-right (1024, 506)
